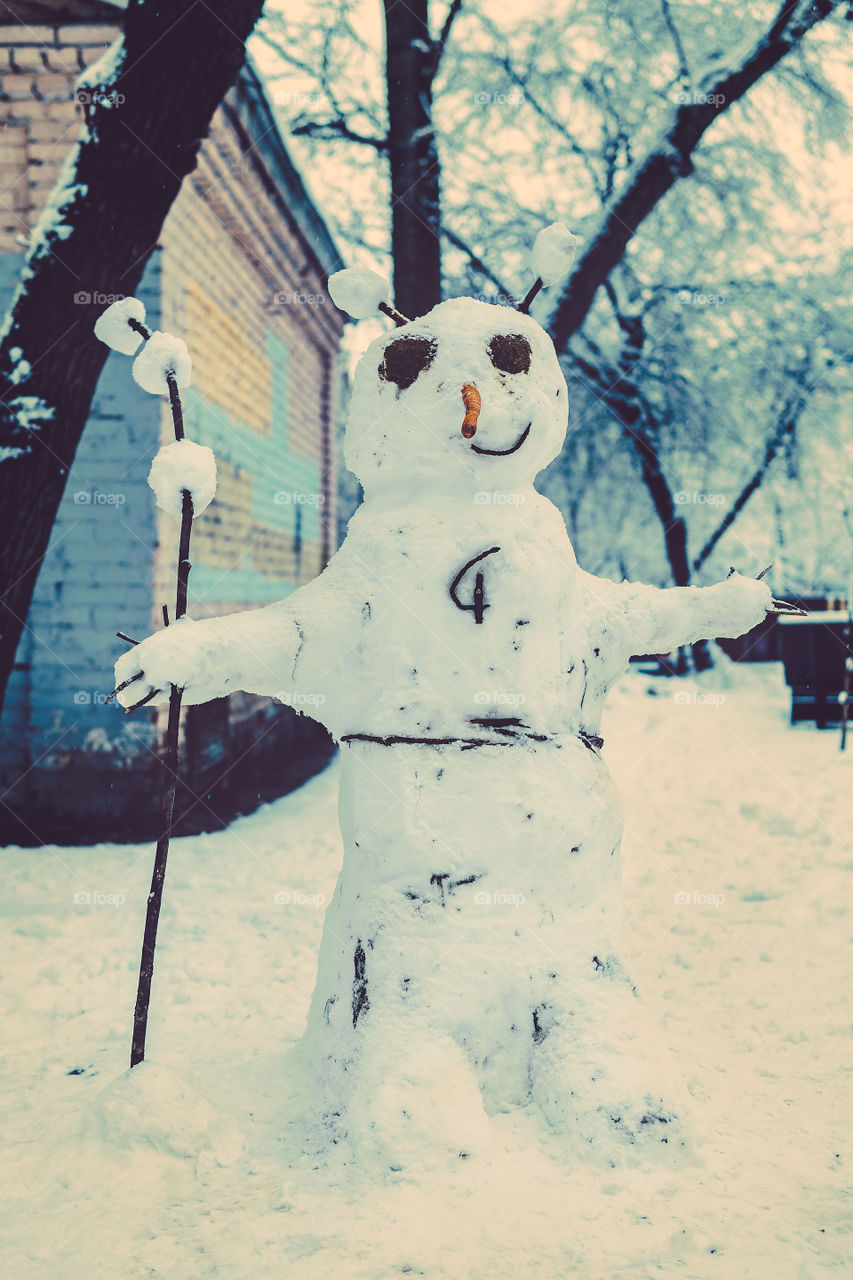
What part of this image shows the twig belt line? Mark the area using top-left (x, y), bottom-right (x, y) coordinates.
top-left (340, 728), bottom-right (605, 753)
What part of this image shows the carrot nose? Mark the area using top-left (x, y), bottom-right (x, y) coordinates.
top-left (461, 383), bottom-right (481, 439)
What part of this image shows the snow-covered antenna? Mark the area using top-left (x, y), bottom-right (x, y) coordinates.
top-left (516, 222), bottom-right (579, 314)
top-left (95, 296), bottom-right (215, 1070)
top-left (328, 266), bottom-right (410, 327)
top-left (328, 230), bottom-right (579, 325)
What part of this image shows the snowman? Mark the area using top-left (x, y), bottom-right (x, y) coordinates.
top-left (114, 227), bottom-right (773, 1169)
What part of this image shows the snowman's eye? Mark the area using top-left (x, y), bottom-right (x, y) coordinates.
top-left (488, 334), bottom-right (531, 374)
top-left (379, 335), bottom-right (437, 390)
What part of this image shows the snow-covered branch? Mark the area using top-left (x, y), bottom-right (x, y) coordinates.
top-left (431, 0), bottom-right (464, 80)
top-left (291, 116), bottom-right (388, 151)
top-left (548, 0), bottom-right (841, 350)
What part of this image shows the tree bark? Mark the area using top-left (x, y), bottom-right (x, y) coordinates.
top-left (575, 354), bottom-right (690, 583)
top-left (0, 0), bottom-right (265, 715)
top-left (574, 329), bottom-right (711, 671)
top-left (383, 0), bottom-right (443, 319)
top-left (548, 0), bottom-right (838, 351)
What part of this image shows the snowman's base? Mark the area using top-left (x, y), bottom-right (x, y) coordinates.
top-left (281, 1002), bottom-right (691, 1174)
top-left (531, 1036), bottom-right (691, 1169)
top-left (283, 736), bottom-right (690, 1171)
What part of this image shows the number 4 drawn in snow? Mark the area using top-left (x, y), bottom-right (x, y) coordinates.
top-left (449, 547), bottom-right (501, 625)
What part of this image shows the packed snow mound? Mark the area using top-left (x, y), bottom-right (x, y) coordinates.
top-left (148, 439), bottom-right (216, 517)
top-left (341, 1014), bottom-right (493, 1171)
top-left (0, 675), bottom-right (849, 1277)
top-left (328, 266), bottom-right (389, 319)
top-left (132, 331), bottom-right (192, 395)
top-left (92, 1061), bottom-right (242, 1164)
top-left (531, 222), bottom-right (578, 285)
top-left (93, 296), bottom-right (146, 355)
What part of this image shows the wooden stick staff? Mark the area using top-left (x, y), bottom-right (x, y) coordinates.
top-left (95, 299), bottom-right (210, 1067)
top-left (131, 376), bottom-right (192, 1068)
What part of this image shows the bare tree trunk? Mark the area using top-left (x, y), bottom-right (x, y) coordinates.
top-left (0, 0), bottom-right (264, 714)
top-left (264, 0), bottom-right (461, 319)
top-left (577, 314), bottom-right (690, 576)
top-left (548, 0), bottom-right (838, 350)
top-left (383, 0), bottom-right (443, 318)
top-left (574, 323), bottom-right (710, 672)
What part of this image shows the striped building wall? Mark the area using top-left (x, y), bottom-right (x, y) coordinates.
top-left (0, 14), bottom-right (346, 843)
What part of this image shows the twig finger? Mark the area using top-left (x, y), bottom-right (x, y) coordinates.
top-left (105, 671), bottom-right (144, 704)
top-left (768, 599), bottom-right (808, 616)
top-left (124, 687), bottom-right (161, 713)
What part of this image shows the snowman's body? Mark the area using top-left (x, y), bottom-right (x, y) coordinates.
top-left (117, 298), bottom-right (770, 1167)
top-left (295, 495), bottom-right (635, 1164)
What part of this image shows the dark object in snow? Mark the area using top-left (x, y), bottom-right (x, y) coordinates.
top-left (353, 941), bottom-right (369, 1027)
top-left (840, 604), bottom-right (852, 752)
top-left (488, 334), bottom-right (532, 375)
top-left (379, 335), bottom-right (436, 390)
top-left (778, 613), bottom-right (853, 730)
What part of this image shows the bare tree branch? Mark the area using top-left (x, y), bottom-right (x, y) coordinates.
top-left (692, 355), bottom-right (848, 572)
top-left (255, 27), bottom-right (320, 79)
top-left (292, 117), bottom-right (388, 150)
top-left (441, 225), bottom-right (513, 298)
top-left (572, 313), bottom-right (692, 590)
top-left (259, 13), bottom-right (387, 146)
top-left (492, 52), bottom-right (607, 198)
top-left (432, 0), bottom-right (463, 80)
top-left (549, 0), bottom-right (840, 351)
top-left (660, 0), bottom-right (691, 85)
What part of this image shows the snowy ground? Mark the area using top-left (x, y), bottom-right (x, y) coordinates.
top-left (1, 661), bottom-right (850, 1279)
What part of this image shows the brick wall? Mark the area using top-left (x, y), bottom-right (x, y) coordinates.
top-left (157, 120), bottom-right (338, 615)
top-left (152, 77), bottom-right (344, 829)
top-left (0, 15), bottom-right (346, 843)
top-left (0, 21), bottom-right (117, 254)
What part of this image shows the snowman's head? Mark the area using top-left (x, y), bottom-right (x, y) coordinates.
top-left (343, 298), bottom-right (568, 497)
top-left (329, 224), bottom-right (577, 499)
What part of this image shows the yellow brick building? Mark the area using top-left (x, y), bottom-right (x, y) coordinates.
top-left (0, 2), bottom-right (347, 842)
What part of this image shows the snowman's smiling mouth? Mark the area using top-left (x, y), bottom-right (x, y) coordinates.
top-left (470, 423), bottom-right (531, 456)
